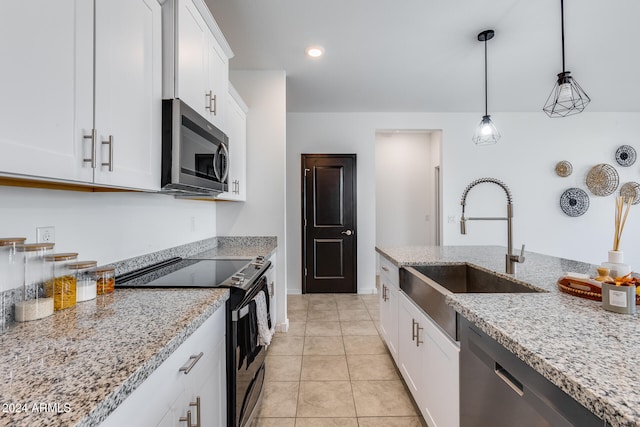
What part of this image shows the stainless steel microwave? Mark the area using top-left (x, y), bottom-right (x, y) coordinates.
top-left (161, 99), bottom-right (229, 195)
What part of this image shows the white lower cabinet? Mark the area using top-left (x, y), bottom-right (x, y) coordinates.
top-left (101, 307), bottom-right (226, 427)
top-left (398, 291), bottom-right (459, 427)
top-left (379, 256), bottom-right (399, 363)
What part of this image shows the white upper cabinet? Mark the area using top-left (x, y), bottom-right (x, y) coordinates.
top-left (0, 0), bottom-right (94, 182)
top-left (94, 0), bottom-right (162, 190)
top-left (0, 0), bottom-right (162, 191)
top-left (216, 84), bottom-right (247, 201)
top-left (165, 0), bottom-right (232, 132)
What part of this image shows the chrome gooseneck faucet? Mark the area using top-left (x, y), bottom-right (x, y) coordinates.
top-left (460, 178), bottom-right (525, 274)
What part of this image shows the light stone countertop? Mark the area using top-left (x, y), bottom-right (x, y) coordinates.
top-left (0, 288), bottom-right (229, 427)
top-left (376, 245), bottom-right (639, 427)
top-left (189, 236), bottom-right (277, 260)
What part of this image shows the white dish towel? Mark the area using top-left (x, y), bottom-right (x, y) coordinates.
top-left (254, 290), bottom-right (274, 346)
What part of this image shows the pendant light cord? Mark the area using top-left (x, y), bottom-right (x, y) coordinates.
top-left (484, 38), bottom-right (488, 116)
top-left (560, 0), bottom-right (566, 72)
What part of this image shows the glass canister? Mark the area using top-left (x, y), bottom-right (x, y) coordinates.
top-left (15, 243), bottom-right (55, 322)
top-left (94, 266), bottom-right (115, 295)
top-left (0, 238), bottom-right (26, 292)
top-left (68, 261), bottom-right (98, 302)
top-left (44, 253), bottom-right (78, 311)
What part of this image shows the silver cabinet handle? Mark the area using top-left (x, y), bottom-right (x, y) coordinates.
top-left (381, 266), bottom-right (389, 272)
top-left (341, 229), bottom-right (353, 236)
top-left (412, 319), bottom-right (423, 346)
top-left (83, 129), bottom-right (97, 168)
top-left (206, 90), bottom-right (213, 111)
top-left (101, 135), bottom-right (113, 171)
top-left (189, 397), bottom-right (201, 427)
top-left (213, 94), bottom-right (217, 115)
top-left (179, 410), bottom-right (192, 426)
top-left (382, 284), bottom-right (387, 302)
top-left (179, 352), bottom-right (203, 375)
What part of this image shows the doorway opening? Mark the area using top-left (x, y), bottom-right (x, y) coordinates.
top-left (375, 130), bottom-right (442, 248)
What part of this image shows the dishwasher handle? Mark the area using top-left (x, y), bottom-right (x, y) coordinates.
top-left (495, 362), bottom-right (524, 396)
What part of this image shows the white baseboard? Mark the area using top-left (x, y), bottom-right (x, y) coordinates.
top-left (287, 288), bottom-right (302, 295)
top-left (275, 318), bottom-right (289, 332)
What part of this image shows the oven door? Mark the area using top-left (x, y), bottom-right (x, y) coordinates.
top-left (229, 276), bottom-right (270, 427)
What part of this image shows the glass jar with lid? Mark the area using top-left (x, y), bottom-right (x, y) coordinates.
top-left (0, 237), bottom-right (26, 293)
top-left (94, 266), bottom-right (115, 295)
top-left (44, 252), bottom-right (78, 311)
top-left (15, 242), bottom-right (55, 322)
top-left (68, 261), bottom-right (98, 302)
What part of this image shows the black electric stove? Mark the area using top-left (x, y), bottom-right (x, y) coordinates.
top-left (115, 255), bottom-right (271, 427)
top-left (115, 257), bottom-right (267, 291)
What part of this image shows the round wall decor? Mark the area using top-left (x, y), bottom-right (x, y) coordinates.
top-left (615, 145), bottom-right (637, 167)
top-left (586, 163), bottom-right (619, 196)
top-left (620, 182), bottom-right (640, 205)
top-left (560, 188), bottom-right (590, 217)
top-left (555, 160), bottom-right (573, 177)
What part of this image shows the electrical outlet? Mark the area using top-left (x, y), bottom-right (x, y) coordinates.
top-left (36, 226), bottom-right (55, 243)
top-left (190, 216), bottom-right (196, 232)
top-left (447, 215), bottom-right (456, 224)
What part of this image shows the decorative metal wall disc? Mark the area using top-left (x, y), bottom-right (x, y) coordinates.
top-left (620, 182), bottom-right (640, 205)
top-left (560, 188), bottom-right (590, 217)
top-left (586, 163), bottom-right (619, 196)
top-left (615, 145), bottom-right (636, 167)
top-left (555, 160), bottom-right (573, 177)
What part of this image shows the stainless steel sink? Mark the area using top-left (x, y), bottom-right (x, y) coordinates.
top-left (401, 264), bottom-right (543, 341)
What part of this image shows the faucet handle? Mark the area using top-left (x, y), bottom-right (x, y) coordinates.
top-left (517, 244), bottom-right (526, 263)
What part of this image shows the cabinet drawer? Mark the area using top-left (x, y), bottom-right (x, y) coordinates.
top-left (379, 255), bottom-right (399, 290)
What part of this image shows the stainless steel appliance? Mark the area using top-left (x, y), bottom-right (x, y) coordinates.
top-left (116, 256), bottom-right (271, 427)
top-left (161, 98), bottom-right (229, 195)
top-left (459, 316), bottom-right (603, 427)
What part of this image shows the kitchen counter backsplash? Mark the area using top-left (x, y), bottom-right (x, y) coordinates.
top-left (1, 236), bottom-right (276, 329)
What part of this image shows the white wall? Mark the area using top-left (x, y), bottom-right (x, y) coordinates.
top-left (287, 111), bottom-right (640, 292)
top-left (0, 186), bottom-right (216, 265)
top-left (217, 70), bottom-right (288, 327)
top-left (375, 131), bottom-right (435, 247)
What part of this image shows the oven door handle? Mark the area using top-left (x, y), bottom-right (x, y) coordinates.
top-left (232, 305), bottom-right (250, 321)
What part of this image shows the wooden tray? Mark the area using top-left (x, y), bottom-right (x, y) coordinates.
top-left (557, 277), bottom-right (640, 304)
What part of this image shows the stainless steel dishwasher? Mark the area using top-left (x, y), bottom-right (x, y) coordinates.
top-left (459, 316), bottom-right (605, 427)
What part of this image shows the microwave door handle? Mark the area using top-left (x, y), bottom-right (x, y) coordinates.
top-left (215, 143), bottom-right (229, 183)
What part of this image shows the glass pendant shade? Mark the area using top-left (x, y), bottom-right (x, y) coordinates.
top-left (472, 115), bottom-right (500, 145)
top-left (543, 71), bottom-right (590, 117)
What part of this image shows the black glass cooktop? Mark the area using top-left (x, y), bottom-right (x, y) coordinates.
top-left (116, 258), bottom-right (258, 289)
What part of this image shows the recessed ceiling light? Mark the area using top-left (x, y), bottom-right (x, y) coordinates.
top-left (305, 46), bottom-right (324, 58)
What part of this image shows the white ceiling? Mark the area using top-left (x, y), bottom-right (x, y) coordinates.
top-left (205, 0), bottom-right (640, 113)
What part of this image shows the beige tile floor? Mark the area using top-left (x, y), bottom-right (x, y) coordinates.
top-left (252, 293), bottom-right (427, 427)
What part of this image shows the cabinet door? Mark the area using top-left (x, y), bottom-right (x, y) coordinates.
top-left (206, 34), bottom-right (228, 131)
top-left (216, 91), bottom-right (246, 201)
top-left (422, 315), bottom-right (460, 427)
top-left (177, 0), bottom-right (209, 118)
top-left (94, 0), bottom-right (162, 190)
top-left (0, 0), bottom-right (93, 182)
top-left (397, 292), bottom-right (425, 408)
top-left (379, 280), bottom-right (399, 363)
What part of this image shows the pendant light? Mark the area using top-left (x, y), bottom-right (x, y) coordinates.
top-left (472, 30), bottom-right (500, 146)
top-left (543, 0), bottom-right (590, 117)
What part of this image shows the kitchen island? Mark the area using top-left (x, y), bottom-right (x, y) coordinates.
top-left (376, 245), bottom-right (639, 427)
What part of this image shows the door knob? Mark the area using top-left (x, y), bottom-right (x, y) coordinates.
top-left (341, 230), bottom-right (353, 236)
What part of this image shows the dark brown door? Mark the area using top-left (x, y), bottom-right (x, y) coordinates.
top-left (302, 154), bottom-right (357, 293)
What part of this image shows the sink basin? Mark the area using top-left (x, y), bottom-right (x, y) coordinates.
top-left (400, 264), bottom-right (543, 341)
top-left (409, 264), bottom-right (539, 294)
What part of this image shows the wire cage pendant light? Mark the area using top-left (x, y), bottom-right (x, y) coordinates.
top-left (472, 30), bottom-right (501, 146)
top-left (543, 0), bottom-right (590, 117)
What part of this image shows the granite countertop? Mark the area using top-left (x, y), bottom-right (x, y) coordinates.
top-left (0, 288), bottom-right (229, 427)
top-left (189, 236), bottom-right (277, 260)
top-left (376, 245), bottom-right (640, 427)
